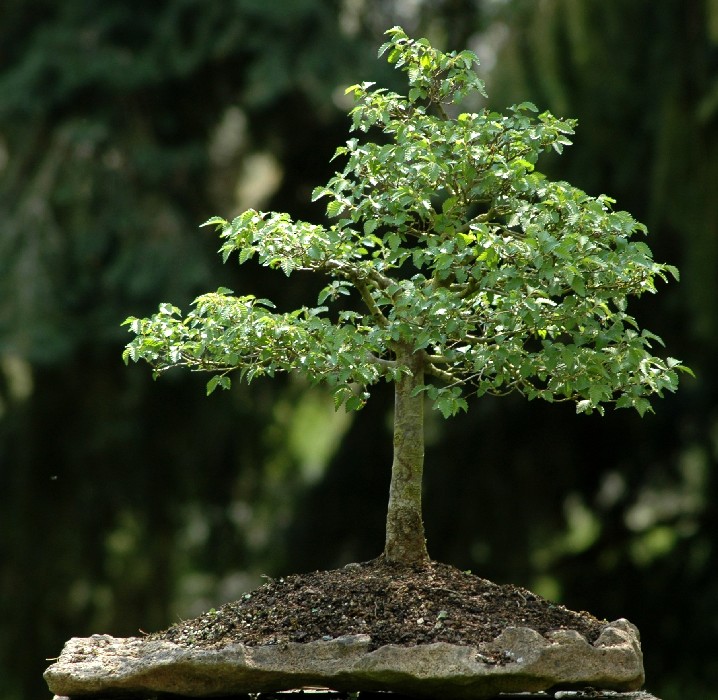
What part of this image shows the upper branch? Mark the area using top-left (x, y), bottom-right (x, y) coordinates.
top-left (350, 273), bottom-right (389, 327)
top-left (424, 360), bottom-right (459, 384)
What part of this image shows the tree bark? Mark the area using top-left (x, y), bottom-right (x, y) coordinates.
top-left (384, 344), bottom-right (429, 565)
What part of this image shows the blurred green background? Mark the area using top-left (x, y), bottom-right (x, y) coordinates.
top-left (1, 2), bottom-right (715, 698)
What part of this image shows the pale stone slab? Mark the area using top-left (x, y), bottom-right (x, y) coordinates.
top-left (44, 618), bottom-right (644, 699)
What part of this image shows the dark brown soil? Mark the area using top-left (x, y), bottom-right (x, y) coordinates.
top-left (152, 557), bottom-right (607, 659)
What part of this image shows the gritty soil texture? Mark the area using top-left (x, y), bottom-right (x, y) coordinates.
top-left (153, 558), bottom-right (607, 658)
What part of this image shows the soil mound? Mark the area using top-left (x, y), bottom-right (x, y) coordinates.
top-left (153, 557), bottom-right (607, 655)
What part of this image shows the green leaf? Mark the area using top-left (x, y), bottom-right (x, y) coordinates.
top-left (517, 101), bottom-right (538, 112)
top-left (311, 186), bottom-right (330, 202)
top-left (377, 42), bottom-right (391, 58)
top-left (326, 200), bottom-right (345, 218)
top-left (569, 275), bottom-right (586, 296)
top-left (206, 375), bottom-right (231, 396)
top-left (345, 393), bottom-right (367, 411)
top-left (200, 216), bottom-right (227, 229)
top-left (408, 87), bottom-right (425, 102)
top-left (663, 264), bottom-right (680, 281)
top-left (363, 219), bottom-right (379, 235)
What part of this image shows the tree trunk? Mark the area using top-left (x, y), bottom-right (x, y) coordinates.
top-left (384, 345), bottom-right (429, 565)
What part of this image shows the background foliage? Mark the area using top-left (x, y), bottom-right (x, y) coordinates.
top-left (0, 2), bottom-right (715, 699)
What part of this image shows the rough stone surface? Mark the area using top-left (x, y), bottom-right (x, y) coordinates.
top-left (44, 618), bottom-right (644, 699)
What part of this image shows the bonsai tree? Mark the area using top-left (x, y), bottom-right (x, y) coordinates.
top-left (124, 27), bottom-right (689, 567)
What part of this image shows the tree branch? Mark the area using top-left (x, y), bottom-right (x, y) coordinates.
top-left (366, 353), bottom-right (397, 370)
top-left (366, 267), bottom-right (394, 290)
top-left (351, 274), bottom-right (389, 327)
top-left (436, 102), bottom-right (450, 121)
top-left (453, 277), bottom-right (479, 299)
top-left (425, 360), bottom-right (459, 383)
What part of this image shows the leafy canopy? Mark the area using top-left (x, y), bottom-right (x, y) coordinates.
top-left (124, 26), bottom-right (690, 418)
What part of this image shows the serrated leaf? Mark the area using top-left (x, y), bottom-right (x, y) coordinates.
top-left (517, 101), bottom-right (538, 112)
top-left (345, 394), bottom-right (367, 411)
top-left (200, 216), bottom-right (227, 228)
top-left (635, 398), bottom-right (654, 417)
top-left (576, 399), bottom-right (592, 414)
top-left (207, 374), bottom-right (232, 396)
top-left (317, 286), bottom-right (331, 305)
top-left (239, 247), bottom-right (255, 264)
top-left (664, 264), bottom-right (680, 281)
top-left (326, 200), bottom-right (345, 218)
top-left (377, 42), bottom-right (391, 58)
top-left (311, 186), bottom-right (329, 202)
top-left (254, 298), bottom-right (276, 309)
top-left (589, 385), bottom-right (606, 405)
top-left (570, 275), bottom-right (586, 296)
